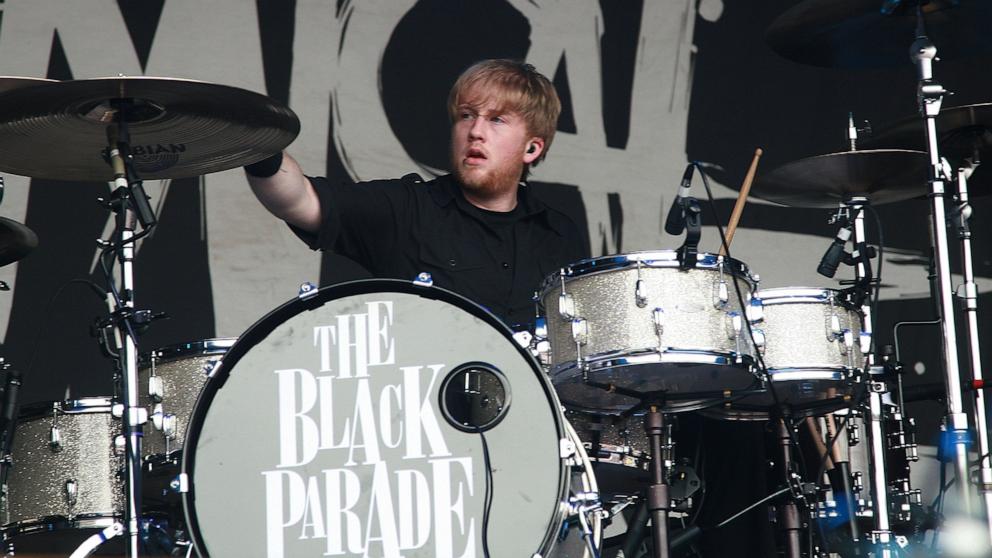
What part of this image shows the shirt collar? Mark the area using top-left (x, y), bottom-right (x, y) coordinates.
top-left (428, 174), bottom-right (567, 235)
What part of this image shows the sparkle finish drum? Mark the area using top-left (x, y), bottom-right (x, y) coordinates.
top-left (139, 338), bottom-right (236, 458)
top-left (707, 287), bottom-right (866, 420)
top-left (1, 398), bottom-right (123, 551)
top-left (182, 279), bottom-right (600, 557)
top-left (540, 251), bottom-right (760, 413)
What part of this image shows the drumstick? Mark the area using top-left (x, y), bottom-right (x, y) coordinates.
top-left (823, 413), bottom-right (845, 465)
top-left (719, 148), bottom-right (763, 256)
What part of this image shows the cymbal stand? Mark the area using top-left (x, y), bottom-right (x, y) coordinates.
top-left (645, 405), bottom-right (672, 558)
top-left (96, 102), bottom-right (159, 557)
top-left (952, 155), bottom-right (992, 539)
top-left (842, 196), bottom-right (898, 557)
top-left (774, 419), bottom-right (803, 558)
top-left (910, 16), bottom-right (973, 517)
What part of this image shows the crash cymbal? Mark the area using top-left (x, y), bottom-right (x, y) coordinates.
top-left (0, 76), bottom-right (56, 93)
top-left (0, 77), bottom-right (299, 181)
top-left (864, 103), bottom-right (992, 163)
top-left (766, 0), bottom-right (992, 68)
top-left (751, 149), bottom-right (929, 207)
top-left (0, 217), bottom-right (38, 267)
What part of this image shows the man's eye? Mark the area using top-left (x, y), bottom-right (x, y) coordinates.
top-left (460, 112), bottom-right (475, 120)
top-left (490, 116), bottom-right (505, 123)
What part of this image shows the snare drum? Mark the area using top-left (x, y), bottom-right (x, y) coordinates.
top-left (540, 251), bottom-right (760, 413)
top-left (1, 397), bottom-right (123, 553)
top-left (140, 338), bottom-right (236, 458)
top-left (707, 287), bottom-right (866, 420)
top-left (181, 279), bottom-right (601, 557)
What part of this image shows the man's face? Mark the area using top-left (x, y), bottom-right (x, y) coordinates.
top-left (450, 93), bottom-right (541, 199)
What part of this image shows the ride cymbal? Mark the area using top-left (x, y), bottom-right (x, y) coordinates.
top-left (0, 77), bottom-right (300, 181)
top-left (766, 0), bottom-right (992, 68)
top-left (751, 149), bottom-right (929, 207)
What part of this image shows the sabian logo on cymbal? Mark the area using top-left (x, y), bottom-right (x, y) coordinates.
top-left (130, 143), bottom-right (187, 156)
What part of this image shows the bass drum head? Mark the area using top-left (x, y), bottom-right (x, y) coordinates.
top-left (182, 280), bottom-right (570, 557)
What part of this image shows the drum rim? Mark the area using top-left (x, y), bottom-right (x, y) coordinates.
top-left (16, 396), bottom-right (115, 420)
top-left (754, 286), bottom-right (860, 309)
top-left (180, 278), bottom-right (571, 557)
top-left (141, 337), bottom-right (237, 366)
top-left (1, 513), bottom-right (120, 538)
top-left (538, 250), bottom-right (756, 295)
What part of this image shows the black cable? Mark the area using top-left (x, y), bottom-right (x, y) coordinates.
top-left (477, 429), bottom-right (494, 558)
top-left (25, 278), bottom-right (107, 376)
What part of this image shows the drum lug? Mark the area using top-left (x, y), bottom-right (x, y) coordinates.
top-left (113, 435), bottom-right (126, 456)
top-left (203, 359), bottom-right (220, 377)
top-left (559, 437), bottom-right (577, 459)
top-left (859, 331), bottom-right (872, 355)
top-left (162, 414), bottom-right (177, 440)
top-left (827, 314), bottom-right (843, 341)
top-left (714, 280), bottom-right (730, 310)
top-left (653, 308), bottom-right (665, 338)
top-left (570, 318), bottom-right (588, 345)
top-left (558, 292), bottom-right (576, 320)
top-left (49, 426), bottom-right (63, 451)
top-left (635, 279), bottom-right (649, 308)
top-left (746, 296), bottom-right (764, 323)
top-left (751, 328), bottom-right (766, 355)
top-left (171, 473), bottom-right (189, 494)
top-left (148, 375), bottom-right (164, 402)
top-left (150, 403), bottom-right (165, 431)
top-left (64, 479), bottom-right (78, 509)
top-left (297, 281), bottom-right (319, 298)
top-left (412, 272), bottom-right (433, 288)
top-left (725, 311), bottom-right (743, 340)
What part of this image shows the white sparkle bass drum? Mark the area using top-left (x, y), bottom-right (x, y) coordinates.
top-left (181, 279), bottom-right (600, 558)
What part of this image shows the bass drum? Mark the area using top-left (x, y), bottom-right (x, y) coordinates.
top-left (182, 279), bottom-right (600, 557)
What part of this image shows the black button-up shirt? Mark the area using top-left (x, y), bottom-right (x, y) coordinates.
top-left (295, 173), bottom-right (589, 326)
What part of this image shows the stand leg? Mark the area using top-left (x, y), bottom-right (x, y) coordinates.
top-left (776, 420), bottom-right (802, 558)
top-left (646, 408), bottom-right (670, 558)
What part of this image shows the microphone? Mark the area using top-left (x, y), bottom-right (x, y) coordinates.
top-left (817, 226), bottom-right (852, 278)
top-left (664, 163), bottom-right (696, 235)
top-left (0, 368), bottom-right (21, 452)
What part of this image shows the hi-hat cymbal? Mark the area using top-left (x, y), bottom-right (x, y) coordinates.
top-left (752, 149), bottom-right (929, 207)
top-left (0, 77), bottom-right (300, 181)
top-left (766, 0), bottom-right (992, 68)
top-left (0, 217), bottom-right (38, 267)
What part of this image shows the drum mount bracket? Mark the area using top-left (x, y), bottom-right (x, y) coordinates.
top-left (676, 197), bottom-right (702, 271)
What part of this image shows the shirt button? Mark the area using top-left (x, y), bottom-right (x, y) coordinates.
top-left (502, 262), bottom-right (510, 269)
top-left (449, 259), bottom-right (457, 267)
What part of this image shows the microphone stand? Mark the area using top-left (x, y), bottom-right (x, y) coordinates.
top-left (909, 11), bottom-right (973, 519)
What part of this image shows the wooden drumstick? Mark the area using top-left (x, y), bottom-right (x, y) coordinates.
top-left (804, 416), bottom-right (835, 471)
top-left (719, 147), bottom-right (763, 256)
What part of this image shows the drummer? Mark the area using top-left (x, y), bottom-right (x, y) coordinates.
top-left (245, 59), bottom-right (589, 326)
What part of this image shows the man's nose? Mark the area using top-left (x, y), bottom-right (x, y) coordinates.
top-left (468, 117), bottom-right (486, 139)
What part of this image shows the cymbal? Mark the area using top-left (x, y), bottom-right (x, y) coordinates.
top-left (766, 0), bottom-right (992, 68)
top-left (864, 103), bottom-right (992, 162)
top-left (0, 217), bottom-right (38, 267)
top-left (0, 77), bottom-right (300, 181)
top-left (0, 76), bottom-right (56, 93)
top-left (751, 149), bottom-right (929, 207)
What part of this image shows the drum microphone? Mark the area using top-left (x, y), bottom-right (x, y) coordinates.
top-left (664, 163), bottom-right (696, 235)
top-left (817, 226), bottom-right (852, 278)
top-left (0, 368), bottom-right (22, 450)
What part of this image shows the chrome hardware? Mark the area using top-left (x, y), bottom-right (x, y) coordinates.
top-left (148, 375), bottom-right (164, 402)
top-left (203, 359), bottom-right (220, 377)
top-left (112, 403), bottom-right (124, 418)
top-left (714, 280), bottom-right (730, 309)
top-left (114, 435), bottom-right (126, 456)
top-left (635, 279), bottom-right (648, 308)
top-left (49, 426), bottom-right (63, 451)
top-left (512, 330), bottom-right (533, 349)
top-left (534, 340), bottom-right (551, 366)
top-left (746, 297), bottom-right (764, 323)
top-left (859, 331), bottom-right (872, 355)
top-left (534, 317), bottom-right (548, 340)
top-left (65, 479), bottom-right (78, 508)
top-left (162, 414), bottom-right (177, 440)
top-left (653, 308), bottom-right (665, 337)
top-left (751, 328), bottom-right (766, 355)
top-left (559, 293), bottom-right (576, 320)
top-left (725, 311), bottom-right (743, 340)
top-left (828, 314), bottom-right (842, 340)
top-left (853, 471), bottom-right (864, 494)
top-left (297, 281), bottom-right (318, 298)
top-left (150, 403), bottom-right (165, 431)
top-left (570, 318), bottom-right (589, 345)
top-left (412, 272), bottom-right (433, 287)
top-left (559, 437), bottom-right (577, 458)
top-left (848, 422), bottom-right (861, 446)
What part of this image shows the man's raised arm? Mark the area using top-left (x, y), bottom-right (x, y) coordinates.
top-left (245, 152), bottom-right (322, 234)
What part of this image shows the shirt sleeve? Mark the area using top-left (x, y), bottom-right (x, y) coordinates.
top-left (289, 176), bottom-right (409, 273)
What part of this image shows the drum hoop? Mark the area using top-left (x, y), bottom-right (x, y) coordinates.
top-left (755, 287), bottom-right (858, 310)
top-left (141, 337), bottom-right (237, 366)
top-left (539, 250), bottom-right (755, 295)
top-left (180, 278), bottom-right (571, 557)
top-left (1, 514), bottom-right (120, 537)
top-left (16, 397), bottom-right (115, 420)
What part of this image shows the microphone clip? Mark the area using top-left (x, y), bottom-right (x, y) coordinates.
top-left (677, 198), bottom-right (702, 271)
